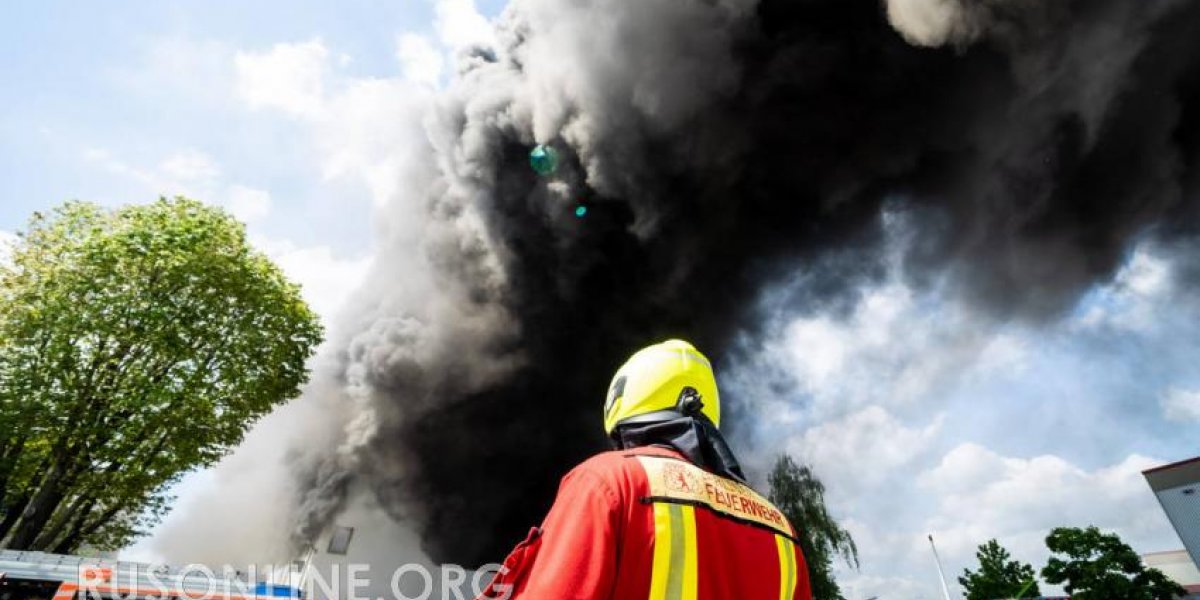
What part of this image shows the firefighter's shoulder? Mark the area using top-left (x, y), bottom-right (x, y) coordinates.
top-left (560, 446), bottom-right (683, 502)
top-left (571, 445), bottom-right (684, 479)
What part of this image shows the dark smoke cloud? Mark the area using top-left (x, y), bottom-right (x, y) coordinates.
top-left (294, 0), bottom-right (1200, 565)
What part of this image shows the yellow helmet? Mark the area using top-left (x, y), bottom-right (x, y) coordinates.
top-left (603, 339), bottom-right (720, 435)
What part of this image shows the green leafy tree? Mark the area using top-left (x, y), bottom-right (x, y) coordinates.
top-left (0, 198), bottom-right (323, 552)
top-left (768, 455), bottom-right (859, 600)
top-left (958, 539), bottom-right (1041, 600)
top-left (1042, 526), bottom-right (1187, 600)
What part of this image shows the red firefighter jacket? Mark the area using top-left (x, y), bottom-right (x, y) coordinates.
top-left (478, 445), bottom-right (812, 600)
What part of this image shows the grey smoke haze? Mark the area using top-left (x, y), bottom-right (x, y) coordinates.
top-left (287, 0), bottom-right (1200, 566)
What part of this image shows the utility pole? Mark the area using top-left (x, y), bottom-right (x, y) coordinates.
top-left (928, 534), bottom-right (953, 600)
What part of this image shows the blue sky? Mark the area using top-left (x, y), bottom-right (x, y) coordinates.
top-left (5, 3), bottom-right (1200, 599)
top-left (1, 0), bottom-right (506, 319)
top-left (0, 0), bottom-right (503, 250)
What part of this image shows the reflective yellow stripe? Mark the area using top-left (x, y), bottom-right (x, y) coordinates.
top-left (649, 503), bottom-right (699, 600)
top-left (776, 534), bottom-right (797, 600)
top-left (680, 505), bottom-right (698, 600)
top-left (649, 503), bottom-right (674, 600)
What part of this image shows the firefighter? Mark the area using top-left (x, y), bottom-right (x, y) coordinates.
top-left (478, 339), bottom-right (812, 600)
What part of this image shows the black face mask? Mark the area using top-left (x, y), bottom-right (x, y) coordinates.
top-left (611, 414), bottom-right (747, 484)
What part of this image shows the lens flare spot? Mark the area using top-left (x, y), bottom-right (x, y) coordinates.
top-left (529, 144), bottom-right (559, 175)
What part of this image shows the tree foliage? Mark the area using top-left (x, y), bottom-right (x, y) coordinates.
top-left (0, 198), bottom-right (323, 552)
top-left (768, 455), bottom-right (858, 600)
top-left (958, 539), bottom-right (1041, 600)
top-left (1041, 526), bottom-right (1187, 600)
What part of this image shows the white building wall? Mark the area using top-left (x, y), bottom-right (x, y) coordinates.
top-left (1155, 484), bottom-right (1200, 568)
top-left (1143, 550), bottom-right (1200, 588)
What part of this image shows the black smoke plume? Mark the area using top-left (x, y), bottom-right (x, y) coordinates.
top-left (293, 0), bottom-right (1200, 565)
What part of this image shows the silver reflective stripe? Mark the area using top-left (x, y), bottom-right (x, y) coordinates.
top-left (664, 504), bottom-right (685, 600)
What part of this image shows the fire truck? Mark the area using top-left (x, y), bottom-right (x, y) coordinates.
top-left (0, 551), bottom-right (301, 600)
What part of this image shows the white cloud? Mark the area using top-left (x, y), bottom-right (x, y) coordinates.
top-left (782, 317), bottom-right (850, 389)
top-left (252, 236), bottom-right (371, 328)
top-left (159, 149), bottom-right (222, 183)
top-left (397, 34), bottom-right (444, 88)
top-left (0, 230), bottom-right (17, 266)
top-left (919, 444), bottom-right (1172, 573)
top-left (790, 406), bottom-right (944, 491)
top-left (434, 0), bottom-right (495, 50)
top-left (1161, 387), bottom-right (1200, 423)
top-left (763, 279), bottom-right (1019, 420)
top-left (821, 444), bottom-right (1177, 599)
top-left (1074, 246), bottom-right (1173, 332)
top-left (235, 39), bottom-right (329, 117)
top-left (1123, 248), bottom-right (1171, 297)
top-left (776, 283), bottom-right (916, 406)
top-left (230, 38), bottom-right (433, 209)
top-left (82, 146), bottom-right (282, 225)
top-left (226, 185), bottom-right (272, 222)
top-left (315, 77), bottom-right (430, 202)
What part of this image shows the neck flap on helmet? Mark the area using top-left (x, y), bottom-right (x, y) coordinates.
top-left (611, 414), bottom-right (747, 484)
